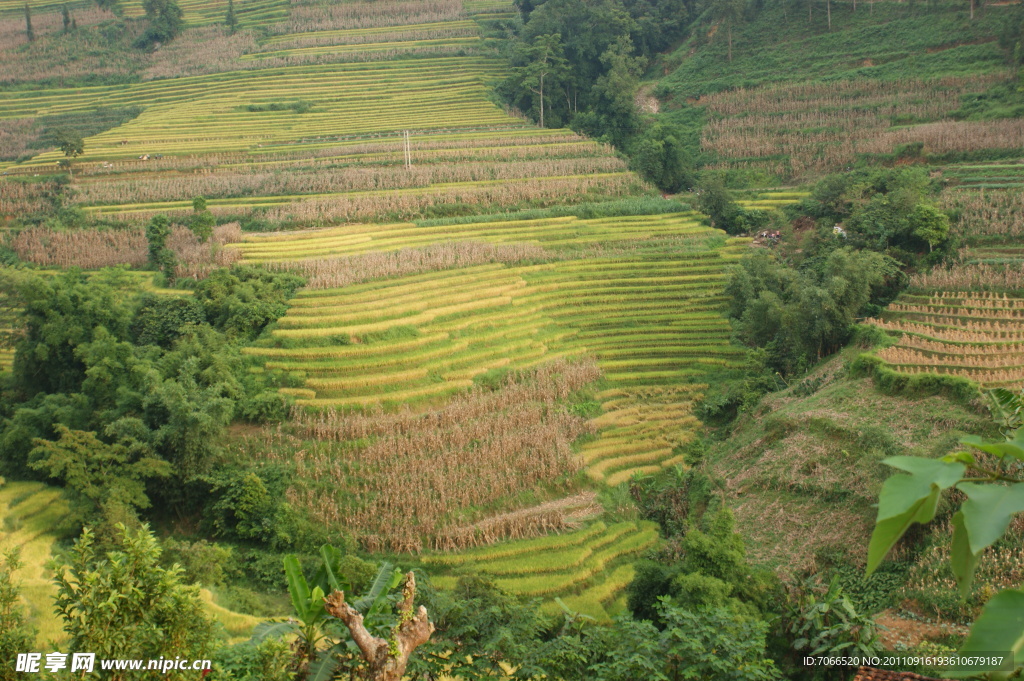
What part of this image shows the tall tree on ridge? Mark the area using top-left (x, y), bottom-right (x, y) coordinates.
top-left (23, 3), bottom-right (33, 42)
top-left (514, 33), bottom-right (570, 128)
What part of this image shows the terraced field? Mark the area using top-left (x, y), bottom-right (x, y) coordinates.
top-left (243, 213), bottom-right (749, 485)
top-left (867, 292), bottom-right (1024, 388)
top-left (940, 160), bottom-right (1024, 190)
top-left (0, 0), bottom-right (644, 225)
top-left (0, 481), bottom-right (262, 644)
top-left (232, 210), bottom-right (722, 262)
top-left (423, 520), bottom-right (660, 622)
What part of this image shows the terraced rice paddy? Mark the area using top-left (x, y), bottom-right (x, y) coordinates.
top-left (423, 520), bottom-right (660, 622)
top-left (867, 292), bottom-right (1024, 388)
top-left (243, 213), bottom-right (749, 484)
top-left (0, 0), bottom-right (643, 225)
top-left (0, 481), bottom-right (262, 643)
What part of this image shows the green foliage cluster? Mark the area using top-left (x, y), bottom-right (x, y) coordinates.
top-left (410, 575), bottom-right (779, 681)
top-left (867, 420), bottom-right (1024, 676)
top-left (497, 0), bottom-right (696, 191)
top-left (0, 549), bottom-right (36, 681)
top-left (54, 525), bottom-right (219, 680)
top-left (245, 101), bottom-right (313, 114)
top-left (657, 1), bottom-right (1012, 98)
top-left (695, 173), bottom-right (771, 235)
top-left (0, 265), bottom-right (302, 542)
top-left (797, 167), bottom-right (953, 267)
top-left (627, 469), bottom-right (778, 623)
top-left (136, 0), bottom-right (185, 48)
top-left (726, 247), bottom-right (901, 374)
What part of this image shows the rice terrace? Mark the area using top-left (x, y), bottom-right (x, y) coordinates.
top-left (1, 0), bottom-right (1024, 678)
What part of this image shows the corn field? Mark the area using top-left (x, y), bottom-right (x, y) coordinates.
top-left (699, 74), bottom-right (1018, 178)
top-left (8, 223), bottom-right (242, 276)
top-left (249, 359), bottom-right (601, 553)
top-left (867, 290), bottom-right (1024, 387)
top-left (267, 240), bottom-right (552, 289)
top-left (281, 0), bottom-right (464, 34)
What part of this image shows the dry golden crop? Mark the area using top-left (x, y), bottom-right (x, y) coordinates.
top-left (698, 75), bottom-right (1017, 178)
top-left (249, 358), bottom-right (602, 553)
top-left (266, 241), bottom-right (551, 289)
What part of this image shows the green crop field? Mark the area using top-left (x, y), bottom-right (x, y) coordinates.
top-left (423, 520), bottom-right (660, 622)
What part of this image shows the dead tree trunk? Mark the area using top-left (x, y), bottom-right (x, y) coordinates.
top-left (324, 572), bottom-right (434, 681)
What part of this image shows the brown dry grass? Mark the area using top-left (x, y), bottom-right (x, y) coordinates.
top-left (281, 0), bottom-right (464, 34)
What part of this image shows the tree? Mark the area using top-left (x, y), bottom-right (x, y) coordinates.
top-left (908, 202), bottom-right (950, 253)
top-left (0, 267), bottom-right (138, 397)
top-left (53, 525), bottom-right (219, 681)
top-left (225, 0), bottom-right (237, 33)
top-left (136, 0), bottom-right (185, 47)
top-left (866, 425), bottom-right (1024, 677)
top-left (713, 0), bottom-right (745, 62)
top-left (513, 34), bottom-right (570, 128)
top-left (0, 549), bottom-right (36, 681)
top-left (61, 3), bottom-right (71, 32)
top-left (55, 131), bottom-right (84, 178)
top-left (590, 35), bottom-right (647, 146)
top-left (324, 572), bottom-right (435, 681)
top-left (94, 0), bottom-right (122, 15)
top-left (23, 3), bottom-right (32, 42)
top-left (29, 424), bottom-right (171, 536)
top-left (145, 214), bottom-right (176, 275)
top-left (190, 196), bottom-right (215, 243)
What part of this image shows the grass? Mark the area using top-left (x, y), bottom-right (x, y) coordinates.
top-left (706, 351), bottom-right (996, 573)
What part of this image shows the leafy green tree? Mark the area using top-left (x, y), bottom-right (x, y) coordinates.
top-left (695, 173), bottom-right (757, 234)
top-left (29, 424), bottom-right (171, 536)
top-left (713, 0), bottom-right (746, 62)
top-left (628, 124), bottom-right (695, 193)
top-left (145, 214), bottom-right (176, 275)
top-left (190, 196), bottom-right (216, 243)
top-left (866, 428), bottom-right (1024, 677)
top-left (55, 130), bottom-right (85, 178)
top-left (53, 525), bottom-right (220, 681)
top-left (524, 600), bottom-right (779, 681)
top-left (511, 34), bottom-right (570, 128)
top-left (130, 294), bottom-right (207, 348)
top-left (726, 248), bottom-right (901, 373)
top-left (589, 35), bottom-right (646, 146)
top-left (193, 266), bottom-right (304, 340)
top-left (225, 0), bottom-right (237, 33)
top-left (136, 0), bottom-right (184, 47)
top-left (0, 267), bottom-right (138, 397)
top-left (61, 3), bottom-right (71, 32)
top-left (0, 548), bottom-right (36, 681)
top-left (94, 0), bottom-right (122, 14)
top-left (909, 202), bottom-right (950, 253)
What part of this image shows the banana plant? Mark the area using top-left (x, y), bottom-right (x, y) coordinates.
top-left (250, 545), bottom-right (404, 681)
